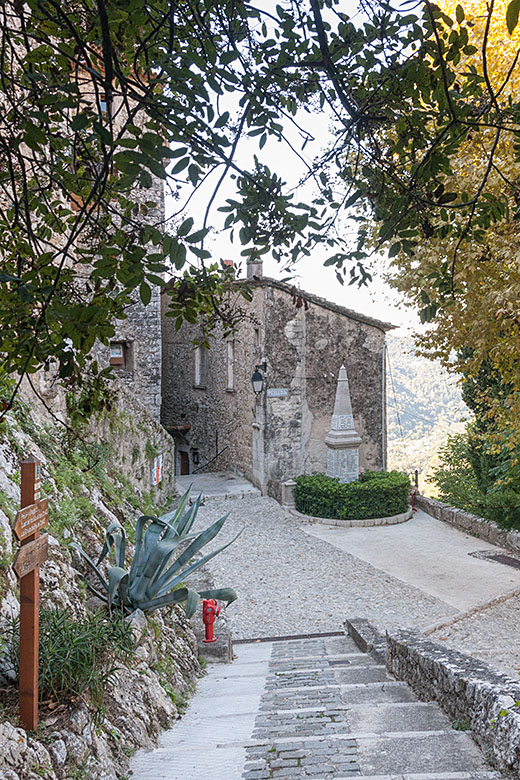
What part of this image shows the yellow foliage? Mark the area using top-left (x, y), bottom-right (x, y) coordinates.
top-left (384, 1), bottom-right (520, 441)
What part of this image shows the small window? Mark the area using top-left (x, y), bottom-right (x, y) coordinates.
top-left (194, 346), bottom-right (207, 387)
top-left (110, 342), bottom-right (125, 366)
top-left (109, 341), bottom-right (133, 370)
top-left (254, 328), bottom-right (260, 346)
top-left (226, 341), bottom-right (234, 390)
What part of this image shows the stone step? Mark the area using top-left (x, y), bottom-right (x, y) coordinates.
top-left (333, 664), bottom-right (392, 685)
top-left (352, 774), bottom-right (502, 780)
top-left (357, 732), bottom-right (491, 776)
top-left (269, 652), bottom-right (370, 669)
top-left (347, 701), bottom-right (454, 734)
top-left (341, 681), bottom-right (418, 705)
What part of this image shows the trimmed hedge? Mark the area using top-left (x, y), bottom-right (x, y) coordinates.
top-left (293, 470), bottom-right (410, 520)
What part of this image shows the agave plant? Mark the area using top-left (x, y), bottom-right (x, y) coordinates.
top-left (71, 488), bottom-right (239, 617)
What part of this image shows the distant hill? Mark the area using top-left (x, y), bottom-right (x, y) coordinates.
top-left (385, 334), bottom-right (468, 492)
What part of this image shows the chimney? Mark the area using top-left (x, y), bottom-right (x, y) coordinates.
top-left (247, 258), bottom-right (263, 280)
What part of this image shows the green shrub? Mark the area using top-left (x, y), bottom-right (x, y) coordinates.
top-left (293, 470), bottom-right (410, 520)
top-left (3, 608), bottom-right (134, 708)
top-left (432, 433), bottom-right (520, 530)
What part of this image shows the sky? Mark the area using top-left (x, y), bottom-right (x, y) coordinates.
top-left (164, 0), bottom-right (418, 334)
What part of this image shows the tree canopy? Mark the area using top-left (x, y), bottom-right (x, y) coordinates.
top-left (2, 0), bottom-right (520, 411)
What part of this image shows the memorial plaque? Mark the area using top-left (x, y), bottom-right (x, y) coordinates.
top-left (13, 498), bottom-right (49, 541)
top-left (13, 534), bottom-right (48, 579)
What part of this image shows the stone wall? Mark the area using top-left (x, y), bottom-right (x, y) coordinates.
top-left (161, 284), bottom-right (262, 478)
top-left (91, 173), bottom-right (165, 423)
top-left (161, 277), bottom-right (392, 499)
top-left (415, 494), bottom-right (520, 555)
top-left (386, 628), bottom-right (520, 776)
top-left (345, 617), bottom-right (520, 777)
top-left (91, 387), bottom-right (176, 505)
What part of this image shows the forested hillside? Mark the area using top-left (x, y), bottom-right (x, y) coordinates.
top-left (386, 334), bottom-right (468, 492)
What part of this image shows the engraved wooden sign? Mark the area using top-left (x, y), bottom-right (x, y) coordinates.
top-left (13, 498), bottom-right (49, 541)
top-left (13, 534), bottom-right (49, 579)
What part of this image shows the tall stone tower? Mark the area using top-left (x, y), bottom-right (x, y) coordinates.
top-left (325, 365), bottom-right (362, 483)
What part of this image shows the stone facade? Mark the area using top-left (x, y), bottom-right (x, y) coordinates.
top-left (161, 273), bottom-right (394, 499)
top-left (90, 110), bottom-right (166, 423)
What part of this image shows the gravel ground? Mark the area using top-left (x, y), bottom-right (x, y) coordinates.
top-left (193, 495), bottom-right (458, 639)
top-left (429, 595), bottom-right (520, 681)
top-left (193, 495), bottom-right (520, 680)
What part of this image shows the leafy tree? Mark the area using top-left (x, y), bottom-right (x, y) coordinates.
top-left (372, 0), bottom-right (520, 440)
top-left (3, 0), bottom-right (520, 414)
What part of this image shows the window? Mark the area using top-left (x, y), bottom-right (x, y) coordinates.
top-left (194, 346), bottom-right (207, 387)
top-left (109, 342), bottom-right (125, 366)
top-left (109, 341), bottom-right (133, 370)
top-left (226, 341), bottom-right (234, 390)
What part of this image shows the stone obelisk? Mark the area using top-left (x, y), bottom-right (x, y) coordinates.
top-left (325, 365), bottom-right (362, 483)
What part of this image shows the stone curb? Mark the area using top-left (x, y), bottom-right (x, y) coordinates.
top-left (289, 508), bottom-right (413, 527)
top-left (344, 616), bottom-right (520, 776)
top-left (415, 494), bottom-right (520, 555)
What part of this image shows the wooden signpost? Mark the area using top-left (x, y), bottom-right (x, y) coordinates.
top-left (13, 456), bottom-right (49, 731)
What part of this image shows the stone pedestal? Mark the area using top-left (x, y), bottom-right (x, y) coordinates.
top-left (281, 479), bottom-right (296, 508)
top-left (325, 365), bottom-right (362, 483)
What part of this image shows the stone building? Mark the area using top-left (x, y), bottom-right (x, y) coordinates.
top-left (161, 263), bottom-right (395, 500)
top-left (92, 172), bottom-right (165, 423)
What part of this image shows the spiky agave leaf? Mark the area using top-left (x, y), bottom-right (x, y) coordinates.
top-left (107, 567), bottom-right (129, 609)
top-left (72, 486), bottom-right (240, 617)
top-left (97, 522), bottom-right (126, 568)
top-left (70, 542), bottom-right (110, 594)
top-left (197, 588), bottom-right (238, 606)
top-left (154, 529), bottom-right (243, 598)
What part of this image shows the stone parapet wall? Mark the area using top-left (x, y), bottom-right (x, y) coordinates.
top-left (386, 628), bottom-right (520, 776)
top-left (345, 617), bottom-right (520, 777)
top-left (415, 494), bottom-right (520, 554)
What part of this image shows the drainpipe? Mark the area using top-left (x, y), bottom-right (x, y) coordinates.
top-left (382, 339), bottom-right (387, 471)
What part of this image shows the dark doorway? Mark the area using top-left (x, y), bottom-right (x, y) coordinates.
top-left (179, 451), bottom-right (190, 475)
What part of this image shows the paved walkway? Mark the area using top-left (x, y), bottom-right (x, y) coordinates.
top-left (130, 634), bottom-right (503, 780)
top-left (176, 471), bottom-right (261, 500)
top-left (189, 493), bottom-right (520, 677)
top-left (304, 509), bottom-right (520, 611)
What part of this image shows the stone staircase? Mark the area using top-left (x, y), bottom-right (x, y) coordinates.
top-left (130, 633), bottom-right (504, 780)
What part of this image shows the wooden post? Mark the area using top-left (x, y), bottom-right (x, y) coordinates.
top-left (414, 469), bottom-right (419, 489)
top-left (19, 455), bottom-right (41, 731)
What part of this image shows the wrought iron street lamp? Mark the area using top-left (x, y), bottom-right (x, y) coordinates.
top-left (251, 361), bottom-right (267, 394)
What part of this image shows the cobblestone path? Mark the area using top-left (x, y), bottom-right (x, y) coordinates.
top-left (130, 634), bottom-right (504, 780)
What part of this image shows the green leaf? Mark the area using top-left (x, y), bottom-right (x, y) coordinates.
top-left (170, 157), bottom-right (190, 175)
top-left (507, 0), bottom-right (520, 34)
top-left (455, 4), bottom-right (464, 23)
top-left (140, 283), bottom-right (151, 305)
top-left (178, 217), bottom-right (194, 237)
top-left (215, 111), bottom-right (230, 128)
top-left (70, 113), bottom-right (90, 131)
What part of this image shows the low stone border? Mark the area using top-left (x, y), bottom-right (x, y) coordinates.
top-left (289, 507), bottom-right (413, 527)
top-left (416, 494), bottom-right (520, 555)
top-left (345, 616), bottom-right (520, 776)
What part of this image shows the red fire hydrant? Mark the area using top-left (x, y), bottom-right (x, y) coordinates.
top-left (202, 598), bottom-right (221, 643)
